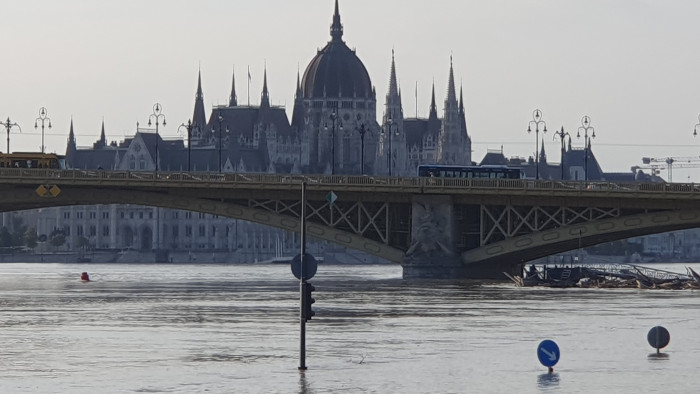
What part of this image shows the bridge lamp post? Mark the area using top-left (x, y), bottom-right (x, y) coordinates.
top-left (215, 112), bottom-right (229, 173)
top-left (34, 107), bottom-right (52, 154)
top-left (527, 109), bottom-right (547, 180)
top-left (357, 124), bottom-right (369, 175)
top-left (553, 126), bottom-right (570, 180)
top-left (178, 119), bottom-right (193, 172)
top-left (148, 103), bottom-right (166, 172)
top-left (324, 108), bottom-right (343, 175)
top-left (693, 114), bottom-right (700, 138)
top-left (1, 117), bottom-right (21, 154)
top-left (383, 115), bottom-right (399, 176)
top-left (577, 115), bottom-right (596, 182)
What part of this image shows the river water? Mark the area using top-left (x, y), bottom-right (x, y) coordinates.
top-left (0, 262), bottom-right (699, 393)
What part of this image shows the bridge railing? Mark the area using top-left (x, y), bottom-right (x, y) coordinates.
top-left (2, 168), bottom-right (700, 195)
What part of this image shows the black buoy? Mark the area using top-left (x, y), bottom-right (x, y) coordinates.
top-left (647, 326), bottom-right (670, 354)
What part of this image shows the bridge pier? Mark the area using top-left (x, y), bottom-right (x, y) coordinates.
top-left (402, 195), bottom-right (522, 280)
top-left (402, 195), bottom-right (462, 278)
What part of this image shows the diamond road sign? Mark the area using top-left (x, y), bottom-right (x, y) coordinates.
top-left (326, 191), bottom-right (338, 204)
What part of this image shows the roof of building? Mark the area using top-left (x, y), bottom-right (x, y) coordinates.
top-left (301, 1), bottom-right (373, 100)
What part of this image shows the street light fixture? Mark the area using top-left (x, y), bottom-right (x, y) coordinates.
top-left (693, 114), bottom-right (700, 137)
top-left (553, 126), bottom-right (570, 180)
top-left (324, 107), bottom-right (343, 175)
top-left (527, 109), bottom-right (547, 180)
top-left (148, 103), bottom-right (166, 172)
top-left (215, 112), bottom-right (229, 173)
top-left (383, 115), bottom-right (399, 176)
top-left (577, 115), bottom-right (596, 182)
top-left (357, 124), bottom-right (369, 175)
top-left (178, 119), bottom-right (193, 171)
top-left (34, 107), bottom-right (52, 154)
top-left (1, 117), bottom-right (21, 154)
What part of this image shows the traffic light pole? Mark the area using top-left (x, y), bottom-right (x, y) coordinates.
top-left (299, 181), bottom-right (308, 371)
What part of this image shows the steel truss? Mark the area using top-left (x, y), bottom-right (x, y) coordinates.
top-left (248, 198), bottom-right (393, 245)
top-left (480, 204), bottom-right (620, 245)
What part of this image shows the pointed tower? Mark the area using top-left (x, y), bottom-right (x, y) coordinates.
top-left (65, 118), bottom-right (77, 169)
top-left (381, 49), bottom-right (407, 176)
top-left (437, 57), bottom-right (469, 165)
top-left (100, 119), bottom-right (106, 145)
top-left (458, 85), bottom-right (472, 164)
top-left (191, 69), bottom-right (208, 146)
top-left (93, 118), bottom-right (107, 149)
top-left (291, 69), bottom-right (305, 131)
top-left (229, 66), bottom-right (237, 107)
top-left (260, 66), bottom-right (270, 110)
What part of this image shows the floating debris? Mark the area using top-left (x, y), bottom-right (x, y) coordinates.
top-left (504, 264), bottom-right (700, 289)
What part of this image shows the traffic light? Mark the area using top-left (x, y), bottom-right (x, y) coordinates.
top-left (303, 281), bottom-right (316, 321)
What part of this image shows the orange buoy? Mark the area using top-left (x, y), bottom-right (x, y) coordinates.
top-left (81, 272), bottom-right (90, 282)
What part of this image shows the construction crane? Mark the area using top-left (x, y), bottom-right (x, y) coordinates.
top-left (639, 156), bottom-right (700, 182)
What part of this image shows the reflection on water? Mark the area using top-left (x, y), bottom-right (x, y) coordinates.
top-left (537, 372), bottom-right (560, 389)
top-left (0, 263), bottom-right (699, 393)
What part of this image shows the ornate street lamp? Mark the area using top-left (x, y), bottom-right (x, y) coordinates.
top-left (178, 119), bottom-right (193, 171)
top-left (577, 115), bottom-right (596, 182)
top-left (324, 107), bottom-right (343, 175)
top-left (1, 117), bottom-right (21, 154)
top-left (34, 107), bottom-right (52, 154)
top-left (383, 115), bottom-right (399, 176)
top-left (527, 109), bottom-right (547, 180)
top-left (553, 126), bottom-right (570, 180)
top-left (148, 103), bottom-right (166, 172)
top-left (357, 124), bottom-right (369, 175)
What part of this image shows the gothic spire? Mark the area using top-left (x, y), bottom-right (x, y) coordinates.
top-left (229, 66), bottom-right (237, 107)
top-left (295, 67), bottom-right (302, 99)
top-left (260, 65), bottom-right (270, 108)
top-left (291, 69), bottom-right (305, 130)
top-left (388, 49), bottom-right (399, 99)
top-left (99, 118), bottom-right (106, 146)
top-left (330, 0), bottom-right (343, 42)
top-left (429, 81), bottom-right (438, 120)
top-left (192, 69), bottom-right (207, 129)
top-left (459, 84), bottom-right (465, 114)
top-left (68, 117), bottom-right (75, 144)
top-left (446, 55), bottom-right (457, 105)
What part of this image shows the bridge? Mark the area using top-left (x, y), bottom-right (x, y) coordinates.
top-left (2, 168), bottom-right (700, 279)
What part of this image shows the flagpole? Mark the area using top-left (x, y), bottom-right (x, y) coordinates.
top-left (415, 81), bottom-right (418, 118)
top-left (247, 66), bottom-right (251, 106)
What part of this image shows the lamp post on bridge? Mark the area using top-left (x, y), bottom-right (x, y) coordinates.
top-left (527, 109), bottom-right (547, 180)
top-left (324, 106), bottom-right (342, 175)
top-left (577, 115), bottom-right (596, 182)
top-left (553, 126), bottom-right (570, 180)
top-left (1, 117), bottom-right (21, 154)
top-left (178, 119), bottom-right (193, 172)
top-left (34, 107), bottom-right (52, 154)
top-left (693, 114), bottom-right (700, 138)
top-left (383, 115), bottom-right (399, 176)
top-left (357, 123), bottom-right (369, 175)
top-left (148, 103), bottom-right (166, 172)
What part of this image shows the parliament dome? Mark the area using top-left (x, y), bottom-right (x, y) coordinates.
top-left (301, 1), bottom-right (373, 100)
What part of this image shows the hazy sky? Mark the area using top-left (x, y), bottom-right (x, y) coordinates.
top-left (2, 0), bottom-right (700, 180)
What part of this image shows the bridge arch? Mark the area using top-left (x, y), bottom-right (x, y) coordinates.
top-left (1, 187), bottom-right (404, 262)
top-left (462, 209), bottom-right (700, 269)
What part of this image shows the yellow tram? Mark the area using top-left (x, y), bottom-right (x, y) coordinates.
top-left (0, 152), bottom-right (65, 169)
